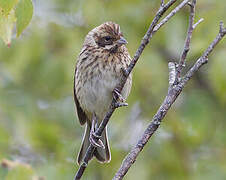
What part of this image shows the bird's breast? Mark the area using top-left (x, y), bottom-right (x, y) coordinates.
top-left (75, 51), bottom-right (132, 120)
top-left (79, 68), bottom-right (120, 119)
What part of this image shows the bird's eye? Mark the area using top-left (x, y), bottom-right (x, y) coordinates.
top-left (104, 36), bottom-right (112, 42)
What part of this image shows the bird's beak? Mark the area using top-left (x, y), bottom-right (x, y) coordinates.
top-left (117, 36), bottom-right (128, 45)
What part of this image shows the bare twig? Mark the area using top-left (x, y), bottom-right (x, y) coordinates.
top-left (112, 65), bottom-right (182, 180)
top-left (125, 0), bottom-right (178, 77)
top-left (112, 21), bottom-right (226, 180)
top-left (177, 0), bottom-right (196, 78)
top-left (193, 18), bottom-right (204, 29)
top-left (182, 22), bottom-right (226, 86)
top-left (153, 0), bottom-right (189, 33)
top-left (74, 0), bottom-right (179, 179)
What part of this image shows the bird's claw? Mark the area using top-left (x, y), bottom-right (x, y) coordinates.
top-left (89, 132), bottom-right (105, 149)
top-left (89, 115), bottom-right (105, 149)
top-left (113, 88), bottom-right (126, 102)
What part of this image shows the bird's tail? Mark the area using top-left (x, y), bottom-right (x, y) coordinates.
top-left (77, 123), bottom-right (111, 165)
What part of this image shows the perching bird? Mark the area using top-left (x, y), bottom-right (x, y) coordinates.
top-left (74, 22), bottom-right (132, 165)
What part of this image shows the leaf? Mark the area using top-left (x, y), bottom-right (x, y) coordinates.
top-left (0, 8), bottom-right (16, 46)
top-left (15, 0), bottom-right (33, 37)
top-left (0, 0), bottom-right (18, 15)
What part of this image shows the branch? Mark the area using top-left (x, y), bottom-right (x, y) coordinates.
top-left (74, 0), bottom-right (181, 179)
top-left (177, 0), bottom-right (196, 78)
top-left (112, 21), bottom-right (226, 180)
top-left (193, 18), bottom-right (204, 29)
top-left (181, 22), bottom-right (226, 86)
top-left (112, 63), bottom-right (181, 180)
top-left (124, 0), bottom-right (178, 78)
top-left (153, 0), bottom-right (190, 33)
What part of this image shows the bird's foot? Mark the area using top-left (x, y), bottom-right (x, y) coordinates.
top-left (113, 88), bottom-right (125, 102)
top-left (89, 115), bottom-right (105, 149)
top-left (113, 88), bottom-right (128, 108)
top-left (89, 132), bottom-right (105, 149)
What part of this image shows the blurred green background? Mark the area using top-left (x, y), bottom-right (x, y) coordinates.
top-left (0, 0), bottom-right (226, 179)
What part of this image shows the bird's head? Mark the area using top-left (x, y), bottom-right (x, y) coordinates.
top-left (85, 22), bottom-right (128, 53)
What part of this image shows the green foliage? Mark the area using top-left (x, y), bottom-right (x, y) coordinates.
top-left (0, 8), bottom-right (16, 46)
top-left (0, 0), bottom-right (18, 15)
top-left (15, 0), bottom-right (33, 37)
top-left (0, 0), bottom-right (33, 45)
top-left (0, 0), bottom-right (226, 179)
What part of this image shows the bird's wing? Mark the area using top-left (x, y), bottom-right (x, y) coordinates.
top-left (74, 67), bottom-right (87, 125)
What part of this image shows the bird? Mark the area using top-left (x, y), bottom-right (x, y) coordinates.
top-left (74, 21), bottom-right (132, 165)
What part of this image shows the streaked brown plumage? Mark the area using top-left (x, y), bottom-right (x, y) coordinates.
top-left (74, 22), bottom-right (132, 165)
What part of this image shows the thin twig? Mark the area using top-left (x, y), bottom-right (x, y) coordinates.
top-left (112, 21), bottom-right (226, 180)
top-left (193, 18), bottom-right (204, 29)
top-left (182, 22), bottom-right (226, 86)
top-left (112, 65), bottom-right (182, 180)
top-left (74, 0), bottom-right (178, 179)
top-left (125, 0), bottom-right (178, 78)
top-left (177, 0), bottom-right (196, 78)
top-left (153, 0), bottom-right (189, 33)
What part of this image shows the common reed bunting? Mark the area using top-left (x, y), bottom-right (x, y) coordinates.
top-left (74, 22), bottom-right (132, 164)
